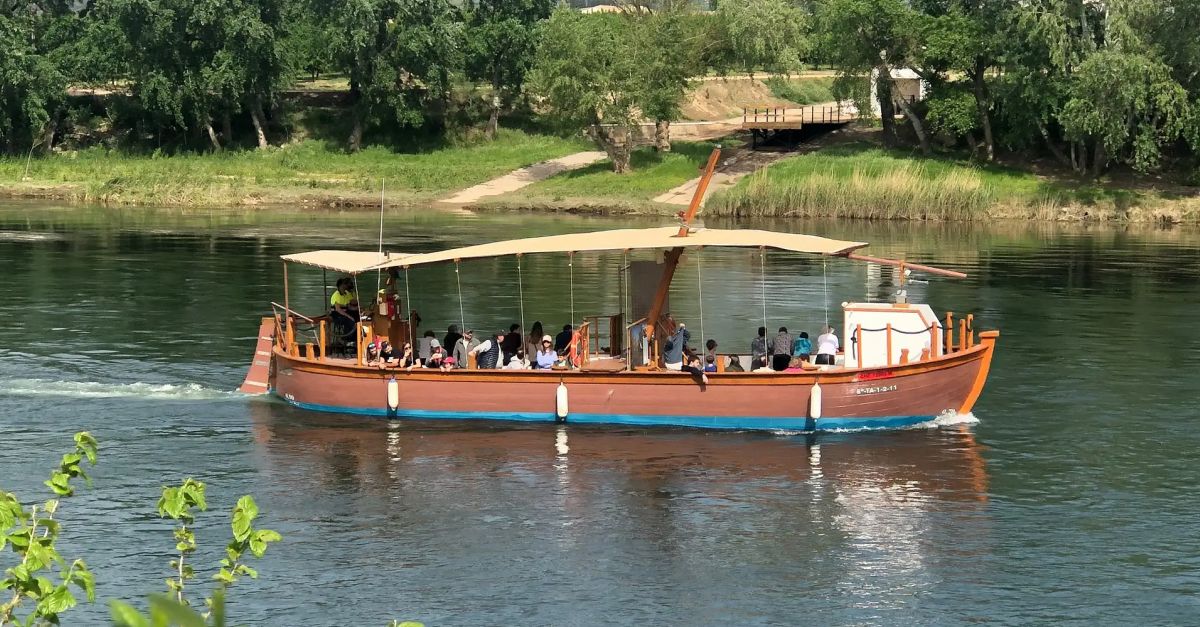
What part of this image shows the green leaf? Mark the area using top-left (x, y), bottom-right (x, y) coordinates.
top-left (36, 584), bottom-right (75, 615)
top-left (69, 561), bottom-right (95, 603)
top-left (110, 600), bottom-right (152, 627)
top-left (74, 432), bottom-right (99, 465)
top-left (230, 495), bottom-right (258, 542)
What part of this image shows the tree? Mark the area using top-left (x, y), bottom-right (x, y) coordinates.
top-left (816, 0), bottom-right (916, 149)
top-left (0, 5), bottom-right (69, 154)
top-left (633, 0), bottom-right (704, 152)
top-left (529, 10), bottom-right (645, 172)
top-left (104, 0), bottom-right (290, 151)
top-left (463, 0), bottom-right (552, 139)
top-left (317, 0), bottom-right (462, 152)
top-left (712, 0), bottom-right (808, 77)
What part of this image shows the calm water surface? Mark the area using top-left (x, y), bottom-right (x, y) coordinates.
top-left (1, 203), bottom-right (1199, 625)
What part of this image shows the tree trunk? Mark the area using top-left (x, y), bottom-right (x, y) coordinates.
top-left (39, 117), bottom-right (57, 155)
top-left (250, 97), bottom-right (269, 149)
top-left (875, 66), bottom-right (897, 147)
top-left (204, 121), bottom-right (222, 152)
top-left (589, 125), bottom-right (632, 173)
top-left (222, 113), bottom-right (233, 146)
top-left (895, 95), bottom-right (930, 155)
top-left (348, 116), bottom-right (364, 153)
top-left (1091, 141), bottom-right (1107, 179)
top-left (486, 94), bottom-right (500, 140)
top-left (654, 120), bottom-right (671, 152)
top-left (1037, 121), bottom-right (1071, 167)
top-left (486, 70), bottom-right (501, 140)
top-left (971, 61), bottom-right (995, 161)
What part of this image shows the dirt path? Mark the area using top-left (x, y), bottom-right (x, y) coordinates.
top-left (438, 151), bottom-right (607, 205)
top-left (653, 149), bottom-right (792, 206)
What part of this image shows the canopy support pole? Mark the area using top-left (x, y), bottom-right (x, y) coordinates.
top-left (760, 247), bottom-right (768, 333)
top-left (455, 259), bottom-right (465, 334)
top-left (696, 247), bottom-right (705, 350)
top-left (569, 252), bottom-right (575, 326)
top-left (404, 266), bottom-right (413, 345)
top-left (283, 261), bottom-right (291, 349)
top-left (517, 254), bottom-right (526, 343)
top-left (822, 255), bottom-right (829, 327)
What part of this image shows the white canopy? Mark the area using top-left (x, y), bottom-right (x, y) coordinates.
top-left (280, 250), bottom-right (407, 274)
top-left (365, 227), bottom-right (868, 270)
top-left (281, 227), bottom-right (869, 274)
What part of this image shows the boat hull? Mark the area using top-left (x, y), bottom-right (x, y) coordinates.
top-left (269, 332), bottom-right (998, 432)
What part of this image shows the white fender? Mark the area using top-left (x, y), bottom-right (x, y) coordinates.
top-left (809, 381), bottom-right (822, 419)
top-left (386, 377), bottom-right (400, 411)
top-left (555, 383), bottom-right (568, 422)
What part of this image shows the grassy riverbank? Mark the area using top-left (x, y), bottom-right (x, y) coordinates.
top-left (707, 142), bottom-right (1200, 223)
top-left (0, 129), bottom-right (588, 207)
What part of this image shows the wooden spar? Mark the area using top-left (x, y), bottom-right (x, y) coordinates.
top-left (845, 253), bottom-right (967, 279)
top-left (644, 147), bottom-right (722, 348)
top-left (283, 261), bottom-right (292, 352)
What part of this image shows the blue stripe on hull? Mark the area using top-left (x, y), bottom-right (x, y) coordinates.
top-left (278, 396), bottom-right (931, 432)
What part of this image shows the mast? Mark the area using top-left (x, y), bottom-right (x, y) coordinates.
top-left (643, 147), bottom-right (721, 355)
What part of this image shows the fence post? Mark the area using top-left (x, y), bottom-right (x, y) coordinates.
top-left (886, 323), bottom-right (893, 367)
top-left (944, 312), bottom-right (954, 354)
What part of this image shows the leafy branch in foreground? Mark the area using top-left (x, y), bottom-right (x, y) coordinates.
top-left (111, 487), bottom-right (281, 626)
top-left (0, 432), bottom-right (99, 626)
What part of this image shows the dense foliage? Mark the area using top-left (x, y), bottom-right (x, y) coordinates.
top-left (1, 0), bottom-right (1198, 178)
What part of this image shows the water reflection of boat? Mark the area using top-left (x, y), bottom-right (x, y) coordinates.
top-left (242, 150), bottom-right (999, 432)
top-left (248, 400), bottom-right (988, 503)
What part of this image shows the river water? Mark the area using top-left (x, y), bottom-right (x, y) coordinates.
top-left (1, 203), bottom-right (1199, 625)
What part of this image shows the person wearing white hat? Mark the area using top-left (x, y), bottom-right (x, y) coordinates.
top-left (534, 335), bottom-right (557, 369)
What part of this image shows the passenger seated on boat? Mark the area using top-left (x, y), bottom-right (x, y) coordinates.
top-left (792, 331), bottom-right (812, 362)
top-left (501, 324), bottom-right (522, 366)
top-left (452, 329), bottom-right (479, 369)
top-left (750, 326), bottom-right (767, 364)
top-left (419, 331), bottom-right (436, 364)
top-left (330, 278), bottom-right (359, 333)
top-left (534, 335), bottom-right (557, 369)
top-left (705, 339), bottom-right (718, 363)
top-left (662, 323), bottom-right (691, 371)
top-left (504, 350), bottom-right (529, 370)
top-left (771, 327), bottom-right (794, 371)
top-left (785, 356), bottom-right (817, 372)
top-left (752, 356), bottom-right (774, 372)
top-left (815, 326), bottom-right (839, 366)
top-left (554, 324), bottom-right (573, 353)
top-left (703, 355), bottom-right (717, 373)
top-left (725, 356), bottom-right (745, 372)
top-left (365, 337), bottom-right (394, 365)
top-left (420, 345), bottom-right (448, 370)
top-left (468, 330), bottom-right (506, 369)
top-left (681, 350), bottom-right (709, 385)
top-left (443, 325), bottom-right (462, 357)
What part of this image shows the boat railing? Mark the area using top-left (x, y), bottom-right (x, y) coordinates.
top-left (581, 314), bottom-right (624, 359)
top-left (271, 302), bottom-right (328, 361)
top-left (848, 311), bottom-right (977, 367)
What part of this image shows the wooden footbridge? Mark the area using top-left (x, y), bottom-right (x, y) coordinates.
top-left (742, 103), bottom-right (858, 149)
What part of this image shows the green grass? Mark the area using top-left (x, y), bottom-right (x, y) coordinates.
top-left (707, 142), bottom-right (1162, 220)
top-left (763, 77), bottom-right (835, 106)
top-left (0, 129), bottom-right (590, 207)
top-left (506, 141), bottom-right (721, 206)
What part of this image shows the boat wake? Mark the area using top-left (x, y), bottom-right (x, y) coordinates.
top-left (0, 379), bottom-right (233, 401)
top-left (769, 412), bottom-right (980, 436)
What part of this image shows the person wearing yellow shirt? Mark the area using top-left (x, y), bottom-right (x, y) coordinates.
top-left (330, 277), bottom-right (360, 332)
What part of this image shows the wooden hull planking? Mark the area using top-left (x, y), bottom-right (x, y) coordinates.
top-left (269, 332), bottom-right (998, 432)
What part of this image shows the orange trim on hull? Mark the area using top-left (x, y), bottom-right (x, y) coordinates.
top-left (957, 330), bottom-right (999, 414)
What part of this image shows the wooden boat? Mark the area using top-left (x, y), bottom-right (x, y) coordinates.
top-left (241, 151), bottom-right (999, 432)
